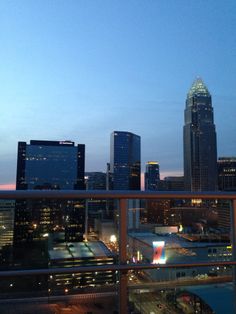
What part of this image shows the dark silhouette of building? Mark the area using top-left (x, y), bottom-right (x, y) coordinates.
top-left (145, 161), bottom-right (160, 191)
top-left (218, 157), bottom-right (236, 191)
top-left (85, 172), bottom-right (106, 190)
top-left (14, 140), bottom-right (85, 244)
top-left (217, 200), bottom-right (231, 232)
top-left (85, 172), bottom-right (107, 232)
top-left (142, 199), bottom-right (172, 225)
top-left (158, 176), bottom-right (184, 191)
top-left (217, 157), bottom-right (236, 232)
top-left (109, 131), bottom-right (141, 230)
top-left (110, 131), bottom-right (140, 190)
top-left (183, 78), bottom-right (217, 191)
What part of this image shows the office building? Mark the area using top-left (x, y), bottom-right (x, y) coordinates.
top-left (48, 234), bottom-right (116, 293)
top-left (217, 200), bottom-right (231, 232)
top-left (14, 140), bottom-right (85, 244)
top-left (142, 199), bottom-right (172, 225)
top-left (110, 131), bottom-right (141, 230)
top-left (216, 158), bottom-right (236, 231)
top-left (144, 164), bottom-right (183, 227)
top-left (218, 157), bottom-right (236, 191)
top-left (0, 200), bottom-right (15, 248)
top-left (128, 231), bottom-right (231, 280)
top-left (85, 172), bottom-right (106, 190)
top-left (144, 162), bottom-right (172, 228)
top-left (110, 131), bottom-right (141, 190)
top-left (85, 172), bottom-right (107, 233)
top-left (159, 176), bottom-right (184, 191)
top-left (183, 78), bottom-right (217, 191)
top-left (145, 161), bottom-right (160, 191)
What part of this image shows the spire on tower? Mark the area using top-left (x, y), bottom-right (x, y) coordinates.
top-left (188, 77), bottom-right (210, 97)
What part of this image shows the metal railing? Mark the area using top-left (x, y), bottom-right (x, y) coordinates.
top-left (0, 190), bottom-right (236, 313)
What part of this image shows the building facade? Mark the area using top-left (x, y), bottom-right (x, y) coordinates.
top-left (183, 78), bottom-right (217, 191)
top-left (0, 200), bottom-right (15, 248)
top-left (128, 232), bottom-right (231, 281)
top-left (48, 235), bottom-right (116, 293)
top-left (110, 131), bottom-right (141, 230)
top-left (217, 158), bottom-right (236, 231)
top-left (85, 172), bottom-right (106, 190)
top-left (218, 157), bottom-right (236, 191)
top-left (159, 176), bottom-right (184, 191)
top-left (145, 161), bottom-right (160, 191)
top-left (14, 140), bottom-right (85, 244)
top-left (85, 172), bottom-right (107, 233)
top-left (110, 131), bottom-right (141, 190)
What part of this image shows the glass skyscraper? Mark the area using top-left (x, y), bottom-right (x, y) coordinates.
top-left (16, 140), bottom-right (85, 190)
top-left (145, 161), bottom-right (160, 191)
top-left (110, 131), bottom-right (141, 190)
top-left (110, 131), bottom-right (141, 230)
top-left (14, 140), bottom-right (85, 244)
top-left (183, 78), bottom-right (217, 191)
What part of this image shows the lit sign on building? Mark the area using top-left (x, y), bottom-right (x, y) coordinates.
top-left (147, 161), bottom-right (159, 165)
top-left (59, 141), bottom-right (74, 145)
top-left (152, 241), bottom-right (166, 264)
top-left (179, 224), bottom-right (183, 232)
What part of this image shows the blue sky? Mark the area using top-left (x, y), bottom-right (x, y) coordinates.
top-left (0, 0), bottom-right (236, 188)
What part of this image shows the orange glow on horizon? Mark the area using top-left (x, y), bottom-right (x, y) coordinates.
top-left (160, 170), bottom-right (183, 179)
top-left (0, 171), bottom-right (183, 191)
top-left (0, 184), bottom-right (16, 190)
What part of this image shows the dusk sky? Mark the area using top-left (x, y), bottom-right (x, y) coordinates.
top-left (0, 0), bottom-right (236, 189)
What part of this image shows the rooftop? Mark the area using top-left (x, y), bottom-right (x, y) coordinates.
top-left (188, 78), bottom-right (210, 98)
top-left (49, 240), bottom-right (115, 260)
top-left (187, 283), bottom-right (234, 314)
top-left (128, 232), bottom-right (229, 249)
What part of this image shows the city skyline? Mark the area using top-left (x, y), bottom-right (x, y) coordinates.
top-left (0, 1), bottom-right (236, 189)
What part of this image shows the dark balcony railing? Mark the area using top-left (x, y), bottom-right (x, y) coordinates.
top-left (0, 190), bottom-right (236, 313)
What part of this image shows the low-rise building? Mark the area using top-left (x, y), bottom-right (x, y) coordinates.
top-left (48, 234), bottom-right (117, 293)
top-left (128, 232), bottom-right (231, 281)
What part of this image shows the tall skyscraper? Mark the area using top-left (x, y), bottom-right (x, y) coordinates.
top-left (110, 131), bottom-right (141, 190)
top-left (183, 78), bottom-right (217, 191)
top-left (145, 161), bottom-right (160, 191)
top-left (15, 140), bottom-right (85, 244)
top-left (110, 131), bottom-right (141, 230)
